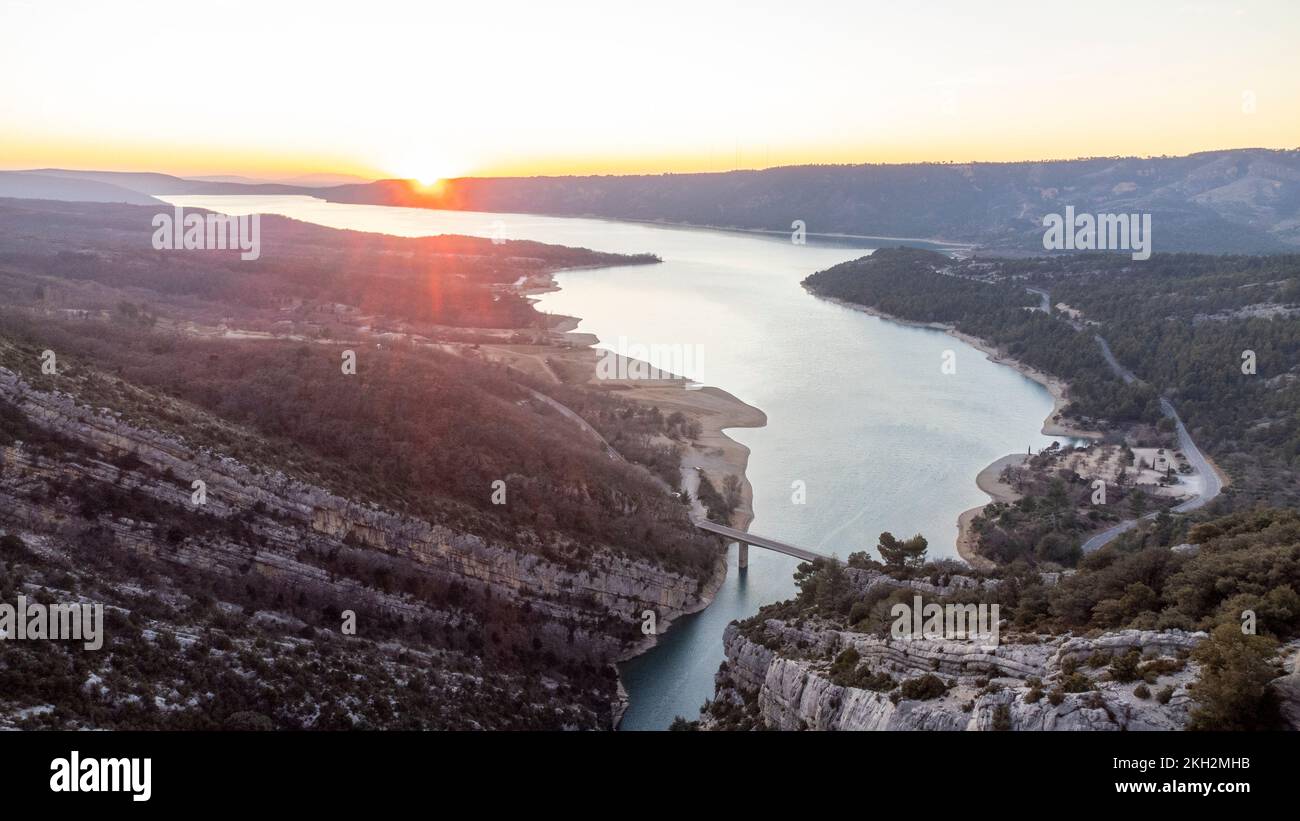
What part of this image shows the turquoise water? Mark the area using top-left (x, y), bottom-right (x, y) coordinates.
top-left (163, 195), bottom-right (1066, 730)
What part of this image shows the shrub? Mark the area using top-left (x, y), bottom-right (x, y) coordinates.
top-left (155, 630), bottom-right (180, 652)
top-left (1133, 684), bottom-right (1151, 699)
top-left (1187, 624), bottom-right (1282, 731)
top-left (991, 703), bottom-right (1012, 731)
top-left (899, 673), bottom-right (950, 701)
top-left (1137, 656), bottom-right (1185, 684)
top-left (1108, 649), bottom-right (1142, 683)
top-left (209, 631), bottom-right (235, 652)
top-left (828, 647), bottom-right (895, 691)
top-left (857, 670), bottom-right (897, 692)
top-left (1059, 672), bottom-right (1093, 693)
top-left (848, 601), bottom-right (873, 626)
top-left (0, 533), bottom-right (29, 559)
top-left (828, 648), bottom-right (860, 684)
top-left (225, 711), bottom-right (274, 731)
top-left (1085, 650), bottom-right (1111, 668)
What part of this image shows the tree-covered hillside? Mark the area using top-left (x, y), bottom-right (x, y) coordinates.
top-left (804, 248), bottom-right (1300, 507)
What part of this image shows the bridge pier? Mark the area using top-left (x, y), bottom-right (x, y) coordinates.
top-left (737, 541), bottom-right (748, 569)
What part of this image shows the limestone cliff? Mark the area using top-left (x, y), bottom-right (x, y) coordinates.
top-left (709, 621), bottom-right (1203, 731)
top-left (0, 365), bottom-right (723, 728)
top-left (701, 565), bottom-right (1216, 731)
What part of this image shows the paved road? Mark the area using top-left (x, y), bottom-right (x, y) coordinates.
top-left (692, 518), bottom-right (832, 563)
top-left (1080, 512), bottom-right (1153, 553)
top-left (1094, 334), bottom-right (1137, 384)
top-left (1163, 397), bottom-right (1224, 514)
top-left (1078, 319), bottom-right (1223, 551)
top-left (1026, 286), bottom-right (1051, 313)
top-left (524, 387), bottom-right (624, 463)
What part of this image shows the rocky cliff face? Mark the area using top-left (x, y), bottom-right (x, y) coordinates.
top-left (1, 366), bottom-right (718, 629)
top-left (0, 365), bottom-right (723, 728)
top-left (709, 622), bottom-right (1203, 731)
top-left (701, 566), bottom-right (1217, 731)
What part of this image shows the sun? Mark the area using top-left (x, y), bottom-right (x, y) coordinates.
top-left (384, 151), bottom-right (465, 186)
top-left (409, 170), bottom-right (446, 187)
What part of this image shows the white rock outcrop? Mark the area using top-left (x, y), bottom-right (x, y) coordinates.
top-left (710, 621), bottom-right (1204, 731)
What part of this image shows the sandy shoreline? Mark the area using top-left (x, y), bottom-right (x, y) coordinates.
top-left (615, 383), bottom-right (766, 529)
top-left (955, 453), bottom-right (1028, 570)
top-left (515, 271), bottom-right (768, 530)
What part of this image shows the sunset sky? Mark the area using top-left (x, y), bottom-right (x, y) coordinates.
top-left (2, 0), bottom-right (1297, 181)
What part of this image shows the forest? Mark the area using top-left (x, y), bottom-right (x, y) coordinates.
top-left (804, 247), bottom-right (1300, 508)
top-left (1019, 252), bottom-right (1300, 507)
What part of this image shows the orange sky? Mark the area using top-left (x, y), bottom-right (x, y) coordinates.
top-left (2, 0), bottom-right (1297, 181)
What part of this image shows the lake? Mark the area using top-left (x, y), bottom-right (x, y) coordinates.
top-left (162, 194), bottom-right (1068, 729)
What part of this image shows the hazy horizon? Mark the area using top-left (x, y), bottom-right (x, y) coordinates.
top-left (7, 142), bottom-right (1300, 186)
top-left (3, 0), bottom-right (1298, 182)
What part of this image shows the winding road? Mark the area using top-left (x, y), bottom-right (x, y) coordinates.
top-left (524, 386), bottom-right (624, 462)
top-left (1050, 313), bottom-right (1226, 551)
top-left (1026, 286), bottom-right (1051, 313)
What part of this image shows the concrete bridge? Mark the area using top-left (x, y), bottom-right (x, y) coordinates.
top-left (692, 518), bottom-right (833, 567)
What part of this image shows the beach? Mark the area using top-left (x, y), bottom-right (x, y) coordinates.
top-left (955, 453), bottom-right (1028, 570)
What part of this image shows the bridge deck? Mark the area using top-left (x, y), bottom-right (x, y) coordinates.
top-left (692, 519), bottom-right (833, 563)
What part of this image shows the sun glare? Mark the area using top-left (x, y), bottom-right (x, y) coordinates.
top-left (384, 151), bottom-right (465, 187)
top-left (409, 171), bottom-right (445, 187)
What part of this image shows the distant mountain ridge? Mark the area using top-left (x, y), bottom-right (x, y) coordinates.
top-left (7, 168), bottom-right (310, 196)
top-left (0, 171), bottom-right (163, 205)
top-left (366, 149), bottom-right (1298, 254)
top-left (9, 148), bottom-right (1300, 253)
top-left (185, 172), bottom-right (375, 187)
